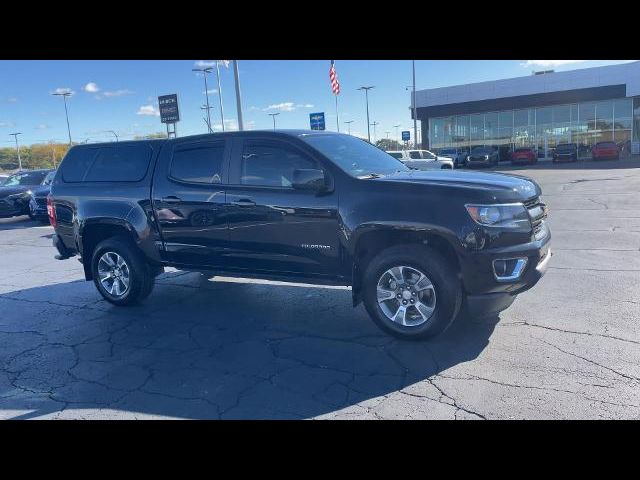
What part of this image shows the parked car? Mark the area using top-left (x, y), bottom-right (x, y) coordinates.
top-left (437, 147), bottom-right (468, 167)
top-left (386, 150), bottom-right (454, 170)
top-left (511, 148), bottom-right (538, 165)
top-left (28, 170), bottom-right (56, 222)
top-left (466, 146), bottom-right (499, 168)
top-left (552, 143), bottom-right (578, 163)
top-left (0, 169), bottom-right (54, 219)
top-left (591, 141), bottom-right (620, 160)
top-left (0, 174), bottom-right (9, 185)
top-left (49, 131), bottom-right (550, 340)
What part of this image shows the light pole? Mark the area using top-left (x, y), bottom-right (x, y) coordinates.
top-left (370, 121), bottom-right (379, 143)
top-left (385, 131), bottom-right (391, 140)
top-left (9, 132), bottom-right (22, 170)
top-left (233, 60), bottom-right (244, 131)
top-left (107, 130), bottom-right (118, 142)
top-left (214, 61), bottom-right (226, 132)
top-left (394, 124), bottom-right (401, 146)
top-left (412, 60), bottom-right (418, 148)
top-left (268, 112), bottom-right (280, 130)
top-left (357, 86), bottom-right (375, 142)
top-left (344, 120), bottom-right (354, 135)
top-left (52, 91), bottom-right (72, 144)
top-left (192, 67), bottom-right (214, 133)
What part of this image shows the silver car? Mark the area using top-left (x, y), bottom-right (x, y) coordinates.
top-left (386, 150), bottom-right (454, 170)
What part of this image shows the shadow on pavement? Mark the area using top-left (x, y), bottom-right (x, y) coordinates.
top-left (0, 271), bottom-right (499, 419)
top-left (0, 216), bottom-right (41, 231)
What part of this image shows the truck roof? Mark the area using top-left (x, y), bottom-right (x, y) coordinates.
top-left (71, 130), bottom-right (345, 148)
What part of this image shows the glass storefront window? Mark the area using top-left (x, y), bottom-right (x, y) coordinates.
top-left (536, 107), bottom-right (552, 124)
top-left (614, 99), bottom-right (632, 119)
top-left (427, 97), bottom-right (637, 156)
top-left (470, 114), bottom-right (483, 144)
top-left (499, 111), bottom-right (513, 128)
top-left (553, 105), bottom-right (570, 123)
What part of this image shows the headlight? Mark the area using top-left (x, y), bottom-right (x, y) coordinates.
top-left (465, 203), bottom-right (530, 228)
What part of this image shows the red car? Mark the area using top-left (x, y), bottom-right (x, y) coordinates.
top-left (510, 148), bottom-right (537, 165)
top-left (591, 141), bottom-right (620, 160)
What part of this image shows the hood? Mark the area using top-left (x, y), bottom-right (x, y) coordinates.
top-left (370, 169), bottom-right (541, 201)
top-left (0, 185), bottom-right (33, 198)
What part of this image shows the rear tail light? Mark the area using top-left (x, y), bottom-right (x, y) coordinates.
top-left (47, 194), bottom-right (57, 227)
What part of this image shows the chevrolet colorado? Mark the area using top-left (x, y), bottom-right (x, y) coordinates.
top-left (49, 131), bottom-right (551, 339)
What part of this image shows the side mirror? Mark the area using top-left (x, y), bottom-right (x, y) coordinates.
top-left (292, 169), bottom-right (326, 191)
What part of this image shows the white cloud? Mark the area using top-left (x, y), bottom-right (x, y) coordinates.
top-left (521, 60), bottom-right (585, 68)
top-left (36, 123), bottom-right (49, 129)
top-left (295, 103), bottom-right (314, 108)
top-left (52, 87), bottom-right (74, 96)
top-left (137, 105), bottom-right (160, 116)
top-left (0, 121), bottom-right (15, 128)
top-left (203, 89), bottom-right (218, 95)
top-left (264, 102), bottom-right (296, 112)
top-left (101, 89), bottom-right (134, 98)
top-left (5, 97), bottom-right (17, 103)
top-left (195, 60), bottom-right (216, 68)
top-left (83, 82), bottom-right (100, 93)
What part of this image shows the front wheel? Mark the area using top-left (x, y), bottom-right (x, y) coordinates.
top-left (91, 236), bottom-right (155, 306)
top-left (362, 245), bottom-right (462, 340)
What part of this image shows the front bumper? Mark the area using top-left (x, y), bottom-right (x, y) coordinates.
top-left (0, 197), bottom-right (29, 217)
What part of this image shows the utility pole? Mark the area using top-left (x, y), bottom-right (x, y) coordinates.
top-left (9, 132), bottom-right (22, 170)
top-left (394, 124), bottom-right (401, 146)
top-left (385, 130), bottom-right (391, 139)
top-left (344, 120), bottom-right (354, 135)
top-left (192, 67), bottom-right (214, 133)
top-left (268, 112), bottom-right (280, 130)
top-left (370, 121), bottom-right (379, 143)
top-left (201, 105), bottom-right (214, 132)
top-left (412, 60), bottom-right (418, 149)
top-left (357, 86), bottom-right (375, 143)
top-left (233, 60), bottom-right (244, 131)
top-left (52, 91), bottom-right (72, 144)
top-left (107, 130), bottom-right (118, 142)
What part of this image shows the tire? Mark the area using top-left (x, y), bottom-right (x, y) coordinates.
top-left (91, 236), bottom-right (155, 306)
top-left (362, 244), bottom-right (462, 340)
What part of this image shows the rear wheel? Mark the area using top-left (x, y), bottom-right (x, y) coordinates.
top-left (91, 236), bottom-right (155, 306)
top-left (362, 245), bottom-right (462, 340)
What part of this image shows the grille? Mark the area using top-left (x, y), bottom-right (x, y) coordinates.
top-left (524, 197), bottom-right (547, 238)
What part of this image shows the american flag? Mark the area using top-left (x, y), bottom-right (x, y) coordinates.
top-left (329, 60), bottom-right (340, 95)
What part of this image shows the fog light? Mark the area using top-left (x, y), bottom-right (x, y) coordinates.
top-left (492, 257), bottom-right (528, 282)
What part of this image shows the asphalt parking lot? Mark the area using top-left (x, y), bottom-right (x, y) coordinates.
top-left (1, 159), bottom-right (640, 419)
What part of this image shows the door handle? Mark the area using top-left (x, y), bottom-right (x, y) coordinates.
top-left (231, 198), bottom-right (256, 207)
top-left (162, 196), bottom-right (182, 204)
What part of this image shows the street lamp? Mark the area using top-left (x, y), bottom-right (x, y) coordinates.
top-left (268, 112), bottom-right (280, 130)
top-left (393, 124), bottom-right (401, 146)
top-left (344, 120), bottom-right (354, 135)
top-left (200, 105), bottom-right (214, 132)
top-left (107, 130), bottom-right (118, 142)
top-left (52, 91), bottom-right (73, 144)
top-left (385, 131), bottom-right (390, 139)
top-left (9, 132), bottom-right (22, 170)
top-left (192, 67), bottom-right (214, 133)
top-left (357, 86), bottom-right (375, 142)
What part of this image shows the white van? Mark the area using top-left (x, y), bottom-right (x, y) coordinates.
top-left (386, 150), bottom-right (454, 170)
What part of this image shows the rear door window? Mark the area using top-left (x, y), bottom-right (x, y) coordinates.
top-left (84, 145), bottom-right (152, 182)
top-left (170, 141), bottom-right (226, 184)
top-left (60, 146), bottom-right (100, 182)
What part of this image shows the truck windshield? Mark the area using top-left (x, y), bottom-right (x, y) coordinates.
top-left (301, 133), bottom-right (409, 178)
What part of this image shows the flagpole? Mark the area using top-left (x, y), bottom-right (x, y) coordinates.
top-left (335, 95), bottom-right (339, 132)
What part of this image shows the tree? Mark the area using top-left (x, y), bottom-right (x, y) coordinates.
top-left (134, 132), bottom-right (167, 140)
top-left (375, 138), bottom-right (403, 151)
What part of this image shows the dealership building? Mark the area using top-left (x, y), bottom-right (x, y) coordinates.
top-left (413, 61), bottom-right (640, 159)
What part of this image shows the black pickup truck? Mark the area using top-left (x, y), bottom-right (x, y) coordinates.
top-left (49, 131), bottom-right (551, 339)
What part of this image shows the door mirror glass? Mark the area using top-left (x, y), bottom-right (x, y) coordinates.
top-left (292, 169), bottom-right (326, 191)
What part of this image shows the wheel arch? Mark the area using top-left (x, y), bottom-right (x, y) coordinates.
top-left (350, 225), bottom-right (462, 307)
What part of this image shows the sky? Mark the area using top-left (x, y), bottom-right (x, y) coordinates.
top-left (0, 60), bottom-right (636, 147)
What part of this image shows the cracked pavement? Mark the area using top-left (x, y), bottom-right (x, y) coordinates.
top-left (1, 159), bottom-right (640, 419)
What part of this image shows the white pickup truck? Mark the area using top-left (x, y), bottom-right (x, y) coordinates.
top-left (386, 150), bottom-right (454, 170)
